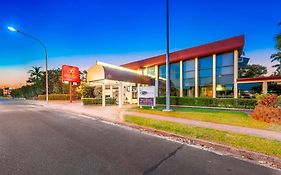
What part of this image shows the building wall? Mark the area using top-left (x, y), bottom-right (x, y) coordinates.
top-left (140, 50), bottom-right (239, 98)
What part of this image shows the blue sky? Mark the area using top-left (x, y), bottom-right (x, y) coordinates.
top-left (0, 0), bottom-right (280, 87)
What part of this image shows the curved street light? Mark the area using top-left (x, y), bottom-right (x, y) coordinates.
top-left (8, 26), bottom-right (49, 102)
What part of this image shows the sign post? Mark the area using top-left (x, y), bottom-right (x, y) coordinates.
top-left (62, 65), bottom-right (80, 103)
top-left (69, 82), bottom-right (72, 103)
top-left (138, 86), bottom-right (156, 109)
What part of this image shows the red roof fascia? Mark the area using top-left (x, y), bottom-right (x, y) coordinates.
top-left (122, 35), bottom-right (245, 70)
top-left (237, 76), bottom-right (281, 82)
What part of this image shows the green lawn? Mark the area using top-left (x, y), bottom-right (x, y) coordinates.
top-left (124, 115), bottom-right (281, 158)
top-left (131, 106), bottom-right (281, 132)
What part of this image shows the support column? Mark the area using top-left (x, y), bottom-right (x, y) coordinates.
top-left (212, 54), bottom-right (216, 98)
top-left (137, 83), bottom-right (140, 106)
top-left (234, 50), bottom-right (239, 98)
top-left (110, 85), bottom-right (113, 97)
top-left (144, 67), bottom-right (148, 75)
top-left (102, 84), bottom-right (105, 107)
top-left (195, 58), bottom-right (199, 97)
top-left (118, 82), bottom-right (123, 108)
top-left (155, 65), bottom-right (159, 97)
top-left (180, 60), bottom-right (183, 97)
top-left (262, 81), bottom-right (268, 94)
top-left (129, 85), bottom-right (133, 104)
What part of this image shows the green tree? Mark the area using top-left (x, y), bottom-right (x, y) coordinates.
top-left (0, 88), bottom-right (3, 97)
top-left (270, 22), bottom-right (281, 75)
top-left (276, 22), bottom-right (281, 49)
top-left (239, 64), bottom-right (268, 78)
top-left (271, 52), bottom-right (281, 75)
top-left (27, 66), bottom-right (43, 95)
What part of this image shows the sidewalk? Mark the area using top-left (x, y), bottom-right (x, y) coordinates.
top-left (29, 101), bottom-right (281, 141)
top-left (122, 111), bottom-right (281, 141)
top-left (30, 100), bottom-right (122, 121)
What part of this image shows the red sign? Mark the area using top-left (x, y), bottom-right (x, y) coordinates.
top-left (62, 65), bottom-right (80, 82)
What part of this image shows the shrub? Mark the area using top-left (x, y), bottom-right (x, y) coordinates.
top-left (156, 96), bottom-right (256, 109)
top-left (79, 84), bottom-right (95, 98)
top-left (38, 94), bottom-right (80, 101)
top-left (256, 94), bottom-right (278, 107)
top-left (256, 94), bottom-right (270, 101)
top-left (81, 97), bottom-right (116, 105)
top-left (252, 106), bottom-right (281, 124)
top-left (252, 94), bottom-right (281, 124)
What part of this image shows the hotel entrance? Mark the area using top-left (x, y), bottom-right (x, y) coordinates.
top-left (87, 62), bottom-right (153, 108)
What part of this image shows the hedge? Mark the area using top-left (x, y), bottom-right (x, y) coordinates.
top-left (38, 94), bottom-right (80, 101)
top-left (81, 97), bottom-right (116, 105)
top-left (156, 96), bottom-right (257, 109)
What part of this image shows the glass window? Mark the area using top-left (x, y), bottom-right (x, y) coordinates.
top-left (170, 62), bottom-right (180, 96)
top-left (199, 69), bottom-right (212, 77)
top-left (216, 66), bottom-right (234, 75)
top-left (158, 63), bottom-right (180, 96)
top-left (183, 60), bottom-right (195, 97)
top-left (199, 57), bottom-right (213, 70)
top-left (147, 66), bottom-right (155, 77)
top-left (238, 83), bottom-right (262, 98)
top-left (216, 52), bottom-right (234, 98)
top-left (217, 74), bottom-right (234, 85)
top-left (183, 79), bottom-right (195, 87)
top-left (268, 82), bottom-right (281, 95)
top-left (159, 65), bottom-right (166, 79)
top-left (158, 65), bottom-right (166, 96)
top-left (184, 71), bottom-right (195, 79)
top-left (183, 60), bottom-right (195, 71)
top-left (199, 56), bottom-right (213, 97)
top-left (216, 52), bottom-right (234, 67)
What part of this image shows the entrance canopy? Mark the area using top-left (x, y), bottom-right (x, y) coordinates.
top-left (87, 61), bottom-right (153, 85)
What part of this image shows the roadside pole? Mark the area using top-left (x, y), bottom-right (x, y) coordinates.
top-left (69, 82), bottom-right (72, 103)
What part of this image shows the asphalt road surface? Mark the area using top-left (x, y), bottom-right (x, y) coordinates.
top-left (0, 100), bottom-right (279, 175)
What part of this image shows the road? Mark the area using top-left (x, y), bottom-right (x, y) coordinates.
top-left (0, 100), bottom-right (279, 175)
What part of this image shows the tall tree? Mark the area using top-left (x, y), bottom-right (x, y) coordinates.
top-left (27, 66), bottom-right (43, 95)
top-left (240, 64), bottom-right (267, 78)
top-left (270, 22), bottom-right (281, 75)
top-left (276, 22), bottom-right (281, 49)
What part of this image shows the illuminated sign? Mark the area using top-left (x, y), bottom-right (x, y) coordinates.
top-left (138, 86), bottom-right (156, 107)
top-left (62, 65), bottom-right (80, 82)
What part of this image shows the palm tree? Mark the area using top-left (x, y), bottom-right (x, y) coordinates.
top-left (277, 22), bottom-right (281, 49)
top-left (27, 66), bottom-right (43, 95)
top-left (270, 23), bottom-right (281, 75)
top-left (271, 52), bottom-right (281, 75)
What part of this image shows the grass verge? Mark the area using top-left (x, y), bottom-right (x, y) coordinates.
top-left (132, 106), bottom-right (281, 132)
top-left (124, 115), bottom-right (281, 158)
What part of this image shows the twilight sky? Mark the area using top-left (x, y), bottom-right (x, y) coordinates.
top-left (0, 0), bottom-right (280, 87)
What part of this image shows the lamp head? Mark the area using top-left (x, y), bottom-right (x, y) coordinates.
top-left (7, 26), bottom-right (19, 32)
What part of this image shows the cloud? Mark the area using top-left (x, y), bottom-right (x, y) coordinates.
top-left (246, 48), bottom-right (278, 75)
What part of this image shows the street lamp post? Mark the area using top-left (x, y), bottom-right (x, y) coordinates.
top-left (164, 0), bottom-right (171, 111)
top-left (8, 27), bottom-right (49, 102)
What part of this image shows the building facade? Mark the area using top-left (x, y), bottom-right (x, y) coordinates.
top-left (122, 35), bottom-right (246, 98)
top-left (87, 35), bottom-right (281, 107)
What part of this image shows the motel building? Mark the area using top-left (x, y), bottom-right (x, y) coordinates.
top-left (87, 35), bottom-right (281, 107)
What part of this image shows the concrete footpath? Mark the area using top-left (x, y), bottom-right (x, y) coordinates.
top-left (29, 100), bottom-right (281, 141)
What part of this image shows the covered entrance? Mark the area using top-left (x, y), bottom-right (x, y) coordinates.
top-left (87, 62), bottom-right (153, 108)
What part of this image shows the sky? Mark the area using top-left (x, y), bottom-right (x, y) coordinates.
top-left (0, 0), bottom-right (280, 88)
